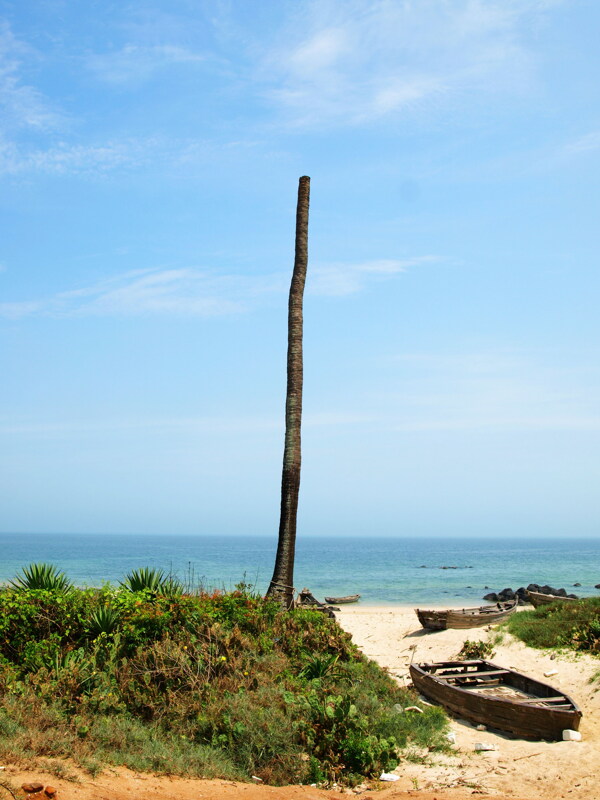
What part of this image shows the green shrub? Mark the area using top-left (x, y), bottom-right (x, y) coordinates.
top-left (457, 639), bottom-right (495, 660)
top-left (505, 597), bottom-right (600, 653)
top-left (0, 572), bottom-right (448, 786)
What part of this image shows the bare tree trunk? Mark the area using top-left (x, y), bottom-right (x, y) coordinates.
top-left (267, 176), bottom-right (310, 608)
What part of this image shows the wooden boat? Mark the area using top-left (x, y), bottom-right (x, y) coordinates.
top-left (324, 594), bottom-right (360, 604)
top-left (527, 590), bottom-right (577, 608)
top-left (415, 600), bottom-right (517, 630)
top-left (410, 659), bottom-right (582, 740)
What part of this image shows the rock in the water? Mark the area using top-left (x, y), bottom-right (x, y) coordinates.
top-left (573, 583), bottom-right (582, 587)
top-left (595, 583), bottom-right (600, 589)
top-left (483, 592), bottom-right (499, 601)
top-left (497, 588), bottom-right (516, 601)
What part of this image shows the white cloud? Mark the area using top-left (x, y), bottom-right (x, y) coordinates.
top-left (310, 257), bottom-right (436, 296)
top-left (0, 268), bottom-right (245, 319)
top-left (0, 22), bottom-right (61, 133)
top-left (0, 136), bottom-right (163, 177)
top-left (260, 0), bottom-right (556, 127)
top-left (383, 349), bottom-right (600, 432)
top-left (0, 255), bottom-right (431, 318)
top-left (86, 44), bottom-right (207, 85)
top-left (563, 130), bottom-right (600, 156)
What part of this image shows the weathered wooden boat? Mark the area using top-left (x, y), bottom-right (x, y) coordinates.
top-left (410, 659), bottom-right (581, 740)
top-left (415, 600), bottom-right (517, 630)
top-left (324, 594), bottom-right (360, 604)
top-left (296, 589), bottom-right (338, 617)
top-left (527, 590), bottom-right (577, 608)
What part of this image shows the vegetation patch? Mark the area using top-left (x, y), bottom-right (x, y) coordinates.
top-left (0, 566), bottom-right (448, 786)
top-left (504, 597), bottom-right (600, 654)
top-left (456, 639), bottom-right (495, 660)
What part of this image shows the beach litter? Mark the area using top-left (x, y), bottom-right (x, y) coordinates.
top-left (446, 731), bottom-right (457, 744)
top-left (562, 729), bottom-right (582, 741)
top-left (379, 773), bottom-right (399, 781)
top-left (544, 670), bottom-right (559, 677)
top-left (474, 742), bottom-right (497, 751)
top-left (404, 705), bottom-right (424, 713)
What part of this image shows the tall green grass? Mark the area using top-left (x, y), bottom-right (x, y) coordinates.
top-left (505, 597), bottom-right (600, 653)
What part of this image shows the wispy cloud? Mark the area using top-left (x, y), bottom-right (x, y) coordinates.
top-left (259, 0), bottom-right (557, 128)
top-left (0, 256), bottom-right (432, 319)
top-left (0, 137), bottom-right (162, 177)
top-left (0, 22), bottom-right (62, 133)
top-left (310, 257), bottom-right (436, 296)
top-left (0, 410), bottom-right (374, 437)
top-left (382, 349), bottom-right (600, 432)
top-left (563, 130), bottom-right (600, 156)
top-left (86, 44), bottom-right (208, 85)
top-left (0, 268), bottom-right (245, 319)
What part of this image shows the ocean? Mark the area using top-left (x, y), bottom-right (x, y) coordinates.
top-left (0, 533), bottom-right (598, 605)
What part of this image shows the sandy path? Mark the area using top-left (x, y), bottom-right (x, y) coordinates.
top-left (335, 605), bottom-right (600, 800)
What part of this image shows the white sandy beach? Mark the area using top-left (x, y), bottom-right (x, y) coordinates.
top-left (335, 604), bottom-right (600, 800)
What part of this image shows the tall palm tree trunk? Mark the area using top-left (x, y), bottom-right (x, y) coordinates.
top-left (267, 176), bottom-right (310, 608)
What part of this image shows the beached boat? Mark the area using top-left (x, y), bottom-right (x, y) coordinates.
top-left (415, 600), bottom-right (517, 631)
top-left (324, 594), bottom-right (360, 604)
top-left (527, 590), bottom-right (577, 608)
top-left (410, 659), bottom-right (581, 740)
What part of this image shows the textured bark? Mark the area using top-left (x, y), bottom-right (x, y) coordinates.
top-left (267, 176), bottom-right (310, 608)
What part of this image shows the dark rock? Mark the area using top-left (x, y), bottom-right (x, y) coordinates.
top-left (22, 784), bottom-right (44, 794)
top-left (484, 586), bottom-right (490, 589)
top-left (419, 565), bottom-right (427, 568)
top-left (573, 583), bottom-right (582, 587)
top-left (483, 592), bottom-right (499, 601)
top-left (497, 588), bottom-right (516, 601)
top-left (515, 587), bottom-right (529, 604)
top-left (440, 566), bottom-right (458, 570)
top-left (45, 788), bottom-right (57, 798)
top-left (567, 594), bottom-right (578, 599)
top-left (595, 584), bottom-right (600, 589)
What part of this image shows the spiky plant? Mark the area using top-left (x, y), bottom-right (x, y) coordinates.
top-left (121, 567), bottom-right (166, 593)
top-left (160, 575), bottom-right (183, 597)
top-left (10, 562), bottom-right (72, 592)
top-left (87, 605), bottom-right (121, 637)
top-left (298, 651), bottom-right (342, 680)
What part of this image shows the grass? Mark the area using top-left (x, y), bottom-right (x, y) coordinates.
top-left (504, 597), bottom-right (600, 654)
top-left (0, 565), bottom-right (449, 786)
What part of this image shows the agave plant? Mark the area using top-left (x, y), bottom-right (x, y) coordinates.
top-left (11, 562), bottom-right (72, 592)
top-left (298, 651), bottom-right (342, 680)
top-left (87, 605), bottom-right (121, 637)
top-left (120, 567), bottom-right (182, 596)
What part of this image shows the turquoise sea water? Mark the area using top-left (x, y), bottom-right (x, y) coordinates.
top-left (0, 533), bottom-right (599, 605)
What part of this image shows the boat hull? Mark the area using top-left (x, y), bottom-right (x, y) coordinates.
top-left (527, 591), bottom-right (577, 608)
top-left (415, 601), bottom-right (517, 630)
top-left (410, 660), bottom-right (582, 740)
top-left (324, 595), bottom-right (360, 604)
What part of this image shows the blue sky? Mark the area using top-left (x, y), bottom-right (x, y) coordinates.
top-left (1, 0), bottom-right (599, 537)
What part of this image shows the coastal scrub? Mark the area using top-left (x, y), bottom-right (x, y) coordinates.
top-left (0, 569), bottom-right (447, 785)
top-left (504, 597), bottom-right (600, 653)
